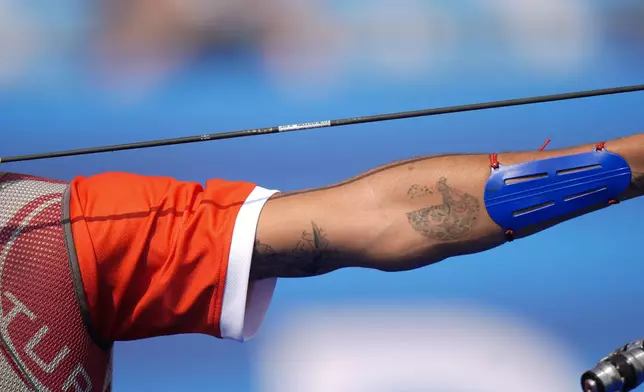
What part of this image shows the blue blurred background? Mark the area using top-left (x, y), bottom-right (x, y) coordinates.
top-left (1, 0), bottom-right (644, 390)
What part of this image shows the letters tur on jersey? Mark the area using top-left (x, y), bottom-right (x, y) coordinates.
top-left (0, 173), bottom-right (112, 392)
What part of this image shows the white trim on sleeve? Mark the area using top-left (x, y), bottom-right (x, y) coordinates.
top-left (219, 186), bottom-right (279, 342)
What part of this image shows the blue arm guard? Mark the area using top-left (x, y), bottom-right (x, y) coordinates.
top-left (484, 144), bottom-right (631, 241)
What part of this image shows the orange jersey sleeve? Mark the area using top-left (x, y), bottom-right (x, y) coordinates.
top-left (66, 172), bottom-right (278, 343)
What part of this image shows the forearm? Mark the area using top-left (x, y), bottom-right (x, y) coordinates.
top-left (251, 133), bottom-right (644, 279)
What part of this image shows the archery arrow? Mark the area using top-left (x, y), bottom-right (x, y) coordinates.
top-left (2, 83), bottom-right (643, 164)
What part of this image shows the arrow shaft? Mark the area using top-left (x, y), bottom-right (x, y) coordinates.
top-left (2, 84), bottom-right (643, 164)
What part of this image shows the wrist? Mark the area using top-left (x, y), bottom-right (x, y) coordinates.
top-left (605, 133), bottom-right (644, 199)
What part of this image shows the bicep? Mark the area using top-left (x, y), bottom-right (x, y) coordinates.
top-left (251, 185), bottom-right (380, 279)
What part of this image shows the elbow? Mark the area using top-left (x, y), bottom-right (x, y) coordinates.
top-left (356, 238), bottom-right (449, 273)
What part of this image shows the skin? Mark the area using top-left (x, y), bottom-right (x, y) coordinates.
top-left (250, 133), bottom-right (644, 280)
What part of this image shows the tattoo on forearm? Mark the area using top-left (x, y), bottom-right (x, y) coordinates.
top-left (407, 184), bottom-right (434, 199)
top-left (406, 177), bottom-right (480, 241)
top-left (250, 221), bottom-right (338, 279)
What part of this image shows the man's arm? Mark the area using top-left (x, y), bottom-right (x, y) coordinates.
top-left (250, 133), bottom-right (644, 280)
